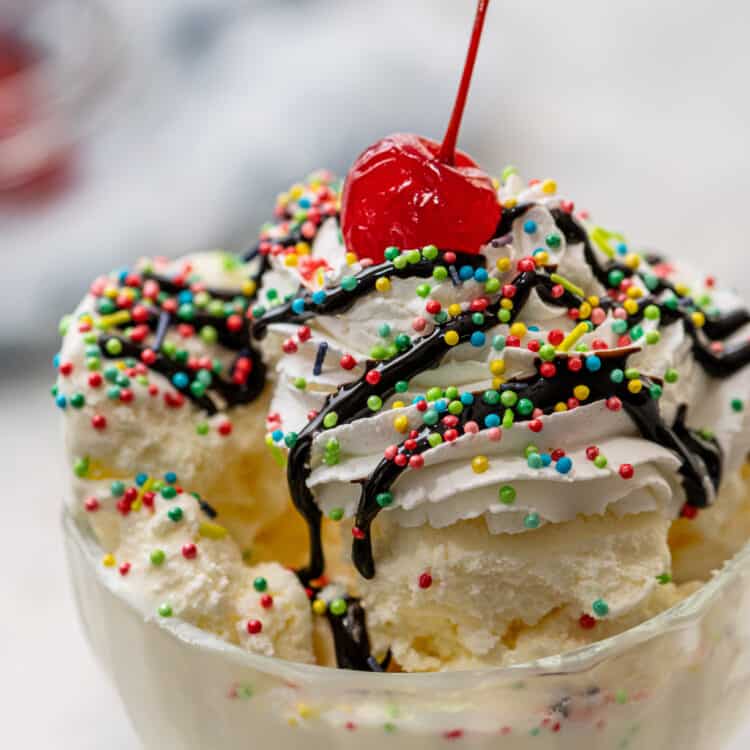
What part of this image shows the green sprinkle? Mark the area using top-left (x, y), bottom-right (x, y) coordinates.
top-left (649, 384), bottom-right (663, 399)
top-left (253, 577), bottom-right (268, 593)
top-left (445, 386), bottom-right (459, 400)
top-left (524, 512), bottom-right (541, 529)
top-left (406, 249), bottom-right (421, 264)
top-left (422, 244), bottom-right (438, 260)
top-left (426, 387), bottom-right (443, 402)
top-left (731, 398), bottom-right (744, 412)
top-left (502, 408), bottom-right (514, 429)
top-left (384, 246), bottom-right (400, 261)
top-left (415, 284), bottom-right (431, 298)
top-left (656, 573), bottom-right (672, 585)
top-left (516, 398), bottom-right (534, 416)
top-left (499, 485), bottom-right (516, 504)
top-left (427, 433), bottom-right (443, 448)
top-left (546, 233), bottom-right (561, 249)
top-left (483, 389), bottom-right (500, 405)
top-left (608, 269), bottom-right (625, 287)
top-left (447, 400), bottom-right (463, 415)
top-left (392, 255), bottom-right (408, 270)
top-left (644, 304), bottom-right (660, 320)
top-left (485, 278), bottom-right (500, 294)
top-left (158, 603), bottom-right (173, 618)
top-left (394, 333), bottom-right (411, 350)
top-left (423, 408), bottom-right (439, 425)
top-left (369, 345), bottom-right (388, 360)
top-left (110, 481), bottom-right (125, 497)
top-left (615, 690), bottom-right (629, 705)
top-left (664, 368), bottom-right (679, 384)
top-left (293, 377), bottom-right (307, 390)
top-left (323, 412), bottom-right (339, 429)
top-left (432, 266), bottom-right (448, 281)
top-left (594, 455), bottom-right (608, 469)
top-left (367, 395), bottom-right (383, 412)
top-left (500, 390), bottom-right (518, 407)
top-left (624, 367), bottom-right (640, 380)
top-left (492, 335), bottom-right (506, 351)
top-left (284, 432), bottom-right (298, 448)
top-left (329, 598), bottom-right (347, 616)
top-left (200, 325), bottom-right (218, 343)
top-left (645, 330), bottom-right (660, 345)
top-left (69, 393), bottom-right (85, 409)
top-left (150, 549), bottom-right (166, 566)
top-left (394, 380), bottom-right (409, 393)
top-left (328, 508), bottom-right (344, 522)
top-left (167, 507), bottom-right (183, 522)
top-left (105, 338), bottom-right (123, 356)
top-left (376, 492), bottom-right (393, 508)
top-left (497, 308), bottom-right (511, 323)
top-left (592, 599), bottom-right (609, 617)
top-left (196, 422), bottom-right (209, 435)
top-left (539, 344), bottom-right (556, 361)
top-left (161, 485), bottom-right (177, 500)
top-left (501, 165), bottom-right (518, 180)
top-left (378, 323), bottom-right (392, 338)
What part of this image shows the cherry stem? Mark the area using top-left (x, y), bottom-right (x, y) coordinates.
top-left (438, 0), bottom-right (491, 166)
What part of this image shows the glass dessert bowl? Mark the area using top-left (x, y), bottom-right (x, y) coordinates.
top-left (65, 505), bottom-right (750, 750)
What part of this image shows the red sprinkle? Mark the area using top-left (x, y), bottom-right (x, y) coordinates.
top-left (88, 373), bottom-right (103, 388)
top-left (586, 446), bottom-right (599, 460)
top-left (218, 421), bottom-right (233, 436)
top-left (84, 497), bottom-right (100, 512)
top-left (681, 504), bottom-right (699, 519)
top-left (540, 362), bottom-right (557, 378)
top-left (260, 594), bottom-right (274, 609)
top-left (59, 362), bottom-right (73, 376)
top-left (91, 414), bottom-right (107, 430)
top-left (340, 354), bottom-right (357, 370)
top-left (606, 396), bottom-right (622, 411)
top-left (579, 613), bottom-right (597, 630)
top-left (619, 463), bottom-right (634, 479)
top-left (182, 543), bottom-right (198, 559)
top-left (246, 620), bottom-right (263, 635)
top-left (409, 454), bottom-right (424, 469)
top-left (528, 419), bottom-right (543, 433)
top-left (567, 357), bottom-right (583, 372)
top-left (352, 526), bottom-right (366, 540)
top-left (142, 491), bottom-right (155, 508)
top-left (418, 572), bottom-right (433, 589)
top-left (365, 370), bottom-right (381, 385)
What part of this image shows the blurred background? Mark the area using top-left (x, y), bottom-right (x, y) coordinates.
top-left (2, 0), bottom-right (750, 747)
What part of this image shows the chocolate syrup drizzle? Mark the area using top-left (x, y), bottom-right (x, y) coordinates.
top-left (97, 267), bottom-right (269, 414)
top-left (252, 202), bottom-right (750, 669)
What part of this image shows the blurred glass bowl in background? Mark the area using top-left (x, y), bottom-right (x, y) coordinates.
top-left (0, 0), bottom-right (122, 199)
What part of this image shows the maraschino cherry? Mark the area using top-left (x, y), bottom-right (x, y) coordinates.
top-left (341, 0), bottom-right (500, 263)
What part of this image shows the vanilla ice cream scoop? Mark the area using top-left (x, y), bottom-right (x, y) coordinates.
top-left (254, 170), bottom-right (750, 670)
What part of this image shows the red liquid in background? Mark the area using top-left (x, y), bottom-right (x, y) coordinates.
top-left (0, 29), bottom-right (73, 203)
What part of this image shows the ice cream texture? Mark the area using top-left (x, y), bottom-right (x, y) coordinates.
top-left (54, 168), bottom-right (750, 674)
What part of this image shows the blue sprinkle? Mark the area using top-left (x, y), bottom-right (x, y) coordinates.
top-left (528, 325), bottom-right (540, 332)
top-left (585, 355), bottom-right (602, 372)
top-left (523, 220), bottom-right (537, 234)
top-left (492, 335), bottom-right (506, 351)
top-left (484, 414), bottom-right (501, 428)
top-left (473, 268), bottom-right (489, 283)
top-left (178, 290), bottom-right (193, 304)
top-left (172, 372), bottom-right (189, 389)
top-left (53, 353), bottom-right (61, 368)
top-left (164, 471), bottom-right (177, 484)
top-left (434, 399), bottom-right (448, 413)
top-left (412, 395), bottom-right (427, 405)
top-left (311, 290), bottom-right (327, 305)
top-left (291, 298), bottom-right (306, 315)
top-left (616, 242), bottom-right (628, 256)
top-left (532, 247), bottom-right (546, 256)
top-left (460, 392), bottom-right (475, 406)
top-left (459, 265), bottom-right (474, 281)
top-left (556, 456), bottom-right (573, 474)
top-left (528, 453), bottom-right (543, 469)
top-left (117, 268), bottom-right (129, 284)
top-left (312, 341), bottom-right (328, 376)
top-left (135, 473), bottom-right (148, 486)
top-left (470, 331), bottom-right (486, 347)
top-left (55, 394), bottom-right (67, 409)
top-left (540, 453), bottom-right (552, 467)
top-left (271, 429), bottom-right (284, 442)
top-left (298, 197), bottom-right (311, 209)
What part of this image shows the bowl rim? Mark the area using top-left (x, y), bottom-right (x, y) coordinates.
top-left (63, 504), bottom-right (750, 691)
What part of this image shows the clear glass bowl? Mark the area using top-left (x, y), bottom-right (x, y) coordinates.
top-left (63, 506), bottom-right (750, 750)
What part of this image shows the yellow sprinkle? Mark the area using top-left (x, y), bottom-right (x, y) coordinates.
top-left (393, 415), bottom-right (409, 433)
top-left (136, 476), bottom-right (154, 507)
top-left (549, 273), bottom-right (585, 299)
top-left (448, 303), bottom-right (462, 318)
top-left (534, 251), bottom-right (549, 266)
top-left (289, 184), bottom-right (304, 199)
top-left (315, 269), bottom-right (325, 288)
top-left (490, 359), bottom-right (506, 376)
top-left (392, 400), bottom-right (405, 410)
top-left (589, 226), bottom-right (627, 259)
top-left (471, 455), bottom-right (489, 474)
top-left (287, 717), bottom-right (298, 727)
top-left (500, 298), bottom-right (514, 311)
top-left (276, 191), bottom-right (289, 206)
top-left (491, 177), bottom-right (500, 190)
top-left (541, 179), bottom-right (557, 195)
top-left (691, 311), bottom-right (706, 328)
top-left (345, 252), bottom-right (358, 266)
top-left (284, 254), bottom-right (298, 267)
top-left (79, 313), bottom-right (93, 326)
top-left (624, 253), bottom-right (641, 270)
top-left (295, 241), bottom-right (311, 255)
top-left (241, 280), bottom-right (257, 297)
top-left (509, 322), bottom-right (527, 339)
top-left (623, 299), bottom-right (639, 315)
top-left (375, 277), bottom-right (391, 293)
top-left (627, 379), bottom-right (643, 394)
top-left (674, 283), bottom-right (690, 297)
top-left (131, 500), bottom-right (142, 512)
top-left (587, 295), bottom-right (600, 307)
top-left (503, 198), bottom-right (518, 209)
top-left (199, 521), bottom-right (228, 540)
top-left (297, 703), bottom-right (316, 719)
top-left (97, 310), bottom-right (132, 329)
top-left (444, 331), bottom-right (460, 346)
top-left (627, 286), bottom-right (643, 299)
top-left (492, 377), bottom-right (505, 389)
top-left (559, 323), bottom-right (589, 352)
top-left (312, 600), bottom-right (327, 616)
top-left (554, 402), bottom-right (568, 412)
top-left (102, 554), bottom-right (116, 567)
top-left (103, 285), bottom-right (119, 299)
top-left (573, 385), bottom-right (590, 401)
top-left (578, 302), bottom-right (592, 320)
top-left (496, 257), bottom-right (512, 273)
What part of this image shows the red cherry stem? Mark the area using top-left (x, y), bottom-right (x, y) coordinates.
top-left (438, 0), bottom-right (491, 166)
